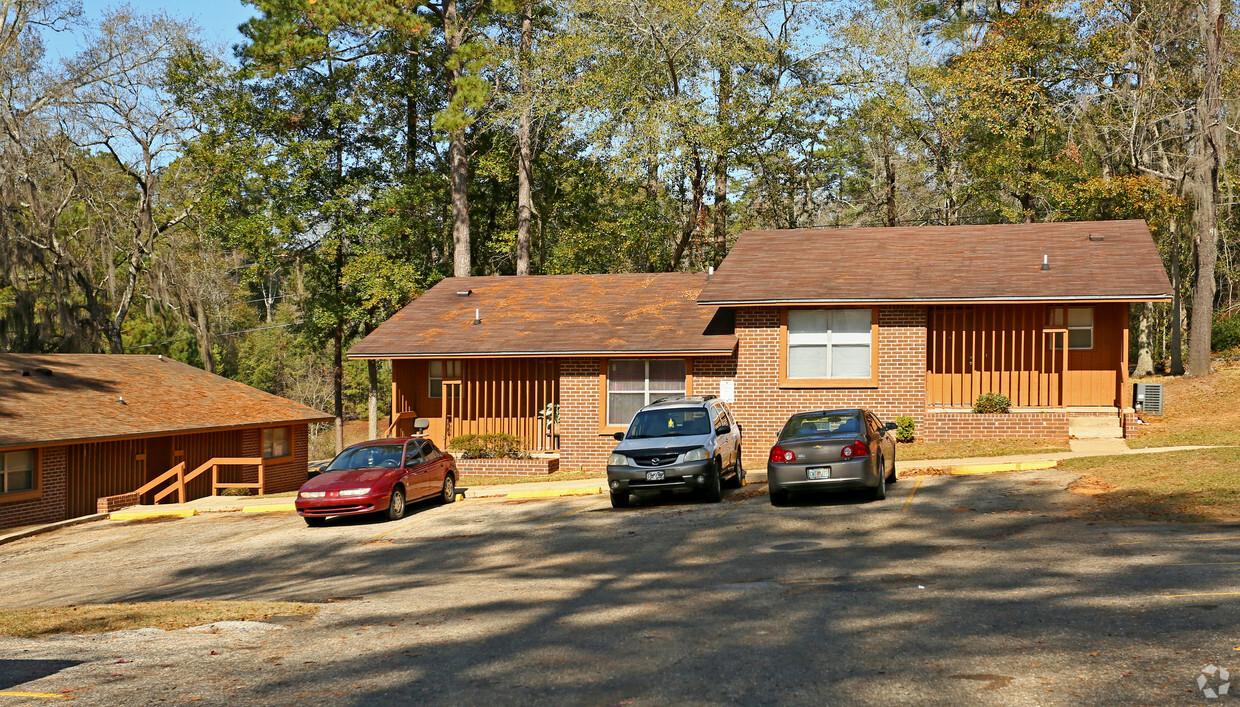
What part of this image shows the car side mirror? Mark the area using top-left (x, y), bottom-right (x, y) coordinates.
top-left (885, 422), bottom-right (898, 431)
top-left (613, 432), bottom-right (625, 441)
top-left (716, 425), bottom-right (732, 435)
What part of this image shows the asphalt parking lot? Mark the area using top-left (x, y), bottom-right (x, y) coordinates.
top-left (1, 469), bottom-right (1238, 705)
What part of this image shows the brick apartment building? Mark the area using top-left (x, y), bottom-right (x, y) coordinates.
top-left (0, 355), bottom-right (330, 530)
top-left (349, 220), bottom-right (1172, 470)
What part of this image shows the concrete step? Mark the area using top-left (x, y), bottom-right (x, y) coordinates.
top-left (1069, 416), bottom-right (1122, 428)
top-left (1069, 415), bottom-right (1122, 439)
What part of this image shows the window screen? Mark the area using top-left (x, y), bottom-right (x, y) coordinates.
top-left (787, 309), bottom-right (872, 379)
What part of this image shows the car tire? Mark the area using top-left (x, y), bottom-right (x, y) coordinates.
top-left (770, 488), bottom-right (790, 506)
top-left (871, 458), bottom-right (887, 501)
top-left (702, 461), bottom-right (724, 503)
top-left (610, 491), bottom-right (630, 509)
top-left (304, 516), bottom-right (326, 527)
top-left (724, 448), bottom-right (744, 489)
top-left (386, 487), bottom-right (407, 521)
top-left (440, 475), bottom-right (456, 504)
top-left (886, 450), bottom-right (897, 484)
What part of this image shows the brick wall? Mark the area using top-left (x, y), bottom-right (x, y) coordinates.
top-left (455, 457), bottom-right (560, 477)
top-left (97, 492), bottom-right (140, 514)
top-left (1122, 411), bottom-right (1141, 439)
top-left (731, 306), bottom-right (928, 463)
top-left (0, 446), bottom-right (68, 531)
top-left (919, 412), bottom-right (1070, 442)
top-left (252, 424), bottom-right (311, 494)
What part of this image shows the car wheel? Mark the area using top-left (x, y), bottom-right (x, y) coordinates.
top-left (303, 516), bottom-right (326, 527)
top-left (386, 487), bottom-right (407, 521)
top-left (702, 461), bottom-right (723, 503)
top-left (871, 458), bottom-right (887, 501)
top-left (770, 488), bottom-right (790, 506)
top-left (724, 448), bottom-right (744, 489)
top-left (610, 491), bottom-right (630, 508)
top-left (440, 475), bottom-right (456, 504)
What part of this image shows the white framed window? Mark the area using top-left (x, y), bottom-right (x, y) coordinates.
top-left (262, 427), bottom-right (290, 460)
top-left (1051, 307), bottom-right (1093, 350)
top-left (428, 360), bottom-right (461, 399)
top-left (787, 309), bottom-right (872, 379)
top-left (1, 450), bottom-right (35, 495)
top-left (606, 359), bottom-right (686, 427)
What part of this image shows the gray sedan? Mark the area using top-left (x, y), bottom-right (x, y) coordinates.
top-left (767, 408), bottom-right (897, 505)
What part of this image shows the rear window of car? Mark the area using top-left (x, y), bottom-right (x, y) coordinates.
top-left (780, 413), bottom-right (862, 439)
top-left (326, 444), bottom-right (405, 471)
top-left (627, 408), bottom-right (712, 439)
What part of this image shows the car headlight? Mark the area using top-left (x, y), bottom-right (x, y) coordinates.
top-left (338, 488), bottom-right (371, 497)
top-left (608, 453), bottom-right (629, 466)
top-left (299, 491), bottom-right (326, 499)
top-left (683, 447), bottom-right (710, 462)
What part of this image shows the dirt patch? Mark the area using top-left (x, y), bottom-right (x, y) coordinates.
top-left (1064, 448), bottom-right (1240, 522)
top-left (0, 601), bottom-right (319, 639)
top-left (1129, 361), bottom-right (1240, 448)
top-left (897, 467), bottom-right (952, 478)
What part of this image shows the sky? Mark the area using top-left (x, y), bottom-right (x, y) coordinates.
top-left (44, 0), bottom-right (254, 58)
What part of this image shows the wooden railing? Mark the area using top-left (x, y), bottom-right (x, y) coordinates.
top-left (440, 359), bottom-right (559, 451)
top-left (121, 457), bottom-right (266, 506)
top-left (384, 411), bottom-right (420, 438)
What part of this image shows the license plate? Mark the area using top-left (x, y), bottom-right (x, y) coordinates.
top-left (806, 467), bottom-right (831, 480)
top-left (646, 471), bottom-right (665, 481)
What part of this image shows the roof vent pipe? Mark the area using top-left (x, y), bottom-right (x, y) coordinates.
top-left (1041, 254), bottom-right (1050, 271)
top-left (708, 266), bottom-right (714, 280)
top-left (473, 308), bottom-right (481, 325)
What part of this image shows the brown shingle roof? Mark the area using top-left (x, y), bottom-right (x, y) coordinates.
top-left (698, 220), bottom-right (1173, 305)
top-left (0, 354), bottom-right (331, 449)
top-left (348, 274), bottom-right (737, 358)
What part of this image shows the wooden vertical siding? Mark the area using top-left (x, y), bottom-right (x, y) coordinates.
top-left (171, 430), bottom-right (244, 497)
top-left (390, 358), bottom-right (559, 450)
top-left (927, 303), bottom-right (1126, 408)
top-left (443, 359), bottom-right (559, 451)
top-left (64, 439), bottom-right (148, 518)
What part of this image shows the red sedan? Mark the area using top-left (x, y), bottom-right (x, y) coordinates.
top-left (296, 437), bottom-right (458, 527)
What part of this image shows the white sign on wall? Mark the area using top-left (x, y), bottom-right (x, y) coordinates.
top-left (719, 379), bottom-right (735, 403)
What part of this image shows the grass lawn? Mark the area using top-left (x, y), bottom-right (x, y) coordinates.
top-left (1128, 361), bottom-right (1240, 448)
top-left (0, 600), bottom-right (319, 638)
top-left (897, 438), bottom-right (1070, 461)
top-left (460, 469), bottom-right (605, 487)
top-left (1064, 447), bottom-right (1240, 522)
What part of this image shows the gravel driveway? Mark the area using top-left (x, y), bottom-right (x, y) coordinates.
top-left (0, 469), bottom-right (1237, 705)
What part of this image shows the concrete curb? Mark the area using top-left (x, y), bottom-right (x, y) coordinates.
top-left (110, 509), bottom-right (198, 521)
top-left (950, 460), bottom-right (1058, 475)
top-left (240, 503), bottom-right (297, 513)
top-left (0, 513), bottom-right (109, 546)
top-left (504, 486), bottom-right (606, 500)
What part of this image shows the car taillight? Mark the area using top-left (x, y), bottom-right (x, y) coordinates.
top-left (841, 440), bottom-right (869, 459)
top-left (769, 445), bottom-right (796, 463)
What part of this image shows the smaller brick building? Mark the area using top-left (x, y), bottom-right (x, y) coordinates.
top-left (0, 355), bottom-right (330, 530)
top-left (351, 220), bottom-right (1172, 471)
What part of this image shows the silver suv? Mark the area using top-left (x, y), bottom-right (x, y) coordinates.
top-left (606, 395), bottom-right (744, 508)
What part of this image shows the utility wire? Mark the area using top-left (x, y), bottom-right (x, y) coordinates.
top-left (123, 321), bottom-right (301, 350)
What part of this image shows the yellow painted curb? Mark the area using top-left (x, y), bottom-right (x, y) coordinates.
top-left (110, 509), bottom-right (197, 521)
top-left (506, 486), bottom-right (605, 499)
top-left (950, 460), bottom-right (1058, 475)
top-left (0, 691), bottom-right (68, 699)
top-left (240, 503), bottom-right (296, 513)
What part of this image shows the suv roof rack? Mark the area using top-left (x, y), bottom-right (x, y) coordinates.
top-left (650, 394), bottom-right (717, 405)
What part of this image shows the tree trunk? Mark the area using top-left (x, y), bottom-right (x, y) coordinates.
top-left (884, 149), bottom-right (897, 227)
top-left (712, 63), bottom-right (731, 259)
top-left (445, 2), bottom-right (472, 278)
top-left (1170, 220), bottom-right (1185, 374)
top-left (516, 2), bottom-right (533, 276)
top-left (669, 149), bottom-right (703, 271)
top-left (367, 359), bottom-right (379, 440)
top-left (1187, 0), bottom-right (1224, 377)
top-left (1133, 302), bottom-right (1155, 376)
top-left (333, 324), bottom-right (344, 454)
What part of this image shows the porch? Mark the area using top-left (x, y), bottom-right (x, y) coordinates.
top-left (389, 358), bottom-right (560, 452)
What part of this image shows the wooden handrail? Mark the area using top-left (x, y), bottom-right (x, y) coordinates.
top-left (134, 462), bottom-right (186, 498)
top-left (211, 458), bottom-right (266, 496)
top-left (383, 411), bottom-right (418, 438)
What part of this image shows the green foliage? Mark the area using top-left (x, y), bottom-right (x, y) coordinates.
top-left (1213, 315), bottom-right (1240, 352)
top-left (895, 416), bottom-right (916, 443)
top-left (448, 433), bottom-right (526, 459)
top-left (972, 393), bottom-right (1012, 415)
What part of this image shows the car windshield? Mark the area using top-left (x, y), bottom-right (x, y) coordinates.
top-left (781, 412), bottom-right (862, 439)
top-left (326, 444), bottom-right (405, 471)
top-left (627, 408), bottom-right (712, 439)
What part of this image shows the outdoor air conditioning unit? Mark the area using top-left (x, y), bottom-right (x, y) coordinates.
top-left (1133, 383), bottom-right (1164, 415)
